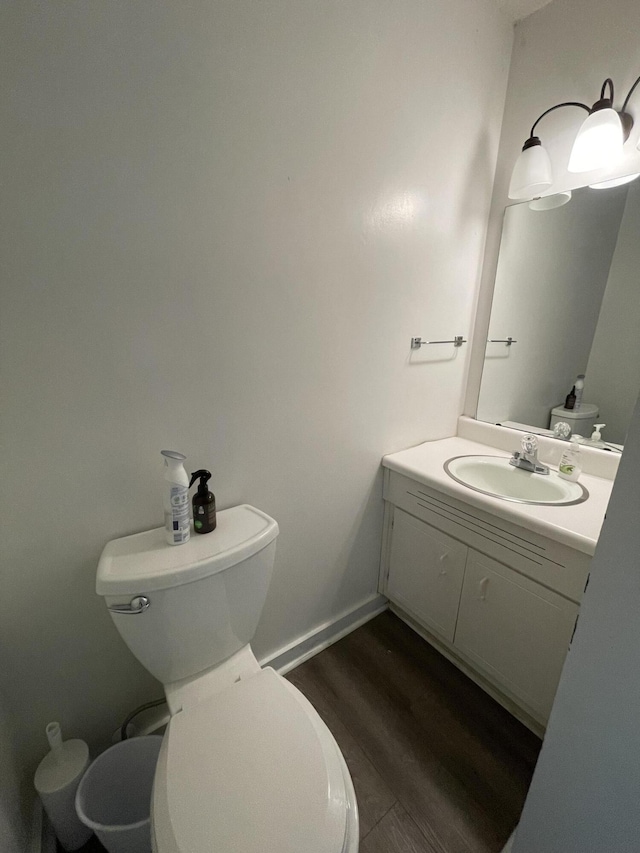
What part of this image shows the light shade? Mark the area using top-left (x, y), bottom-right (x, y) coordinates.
top-left (589, 172), bottom-right (640, 189)
top-left (508, 139), bottom-right (553, 200)
top-left (568, 107), bottom-right (624, 173)
top-left (529, 191), bottom-right (572, 210)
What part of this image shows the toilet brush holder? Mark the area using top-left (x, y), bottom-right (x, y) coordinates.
top-left (34, 722), bottom-right (92, 851)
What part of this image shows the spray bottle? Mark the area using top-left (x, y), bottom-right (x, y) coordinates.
top-left (161, 450), bottom-right (190, 545)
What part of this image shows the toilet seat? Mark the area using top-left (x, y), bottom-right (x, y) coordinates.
top-left (152, 667), bottom-right (358, 853)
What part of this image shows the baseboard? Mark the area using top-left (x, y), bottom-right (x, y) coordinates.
top-left (261, 593), bottom-right (389, 675)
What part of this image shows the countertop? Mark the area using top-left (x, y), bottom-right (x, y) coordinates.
top-left (382, 436), bottom-right (614, 556)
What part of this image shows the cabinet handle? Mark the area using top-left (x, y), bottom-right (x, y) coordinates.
top-left (479, 577), bottom-right (489, 601)
top-left (439, 553), bottom-right (449, 576)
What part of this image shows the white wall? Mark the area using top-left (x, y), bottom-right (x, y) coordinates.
top-left (0, 692), bottom-right (28, 853)
top-left (476, 187), bottom-right (625, 429)
top-left (511, 360), bottom-right (640, 852)
top-left (0, 0), bottom-right (512, 778)
top-left (584, 181), bottom-right (640, 445)
top-left (466, 0), bottom-right (640, 419)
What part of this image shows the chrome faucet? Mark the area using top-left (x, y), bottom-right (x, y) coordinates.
top-left (510, 434), bottom-right (550, 475)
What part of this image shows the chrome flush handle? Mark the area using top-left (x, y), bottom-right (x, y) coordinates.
top-left (108, 596), bottom-right (150, 615)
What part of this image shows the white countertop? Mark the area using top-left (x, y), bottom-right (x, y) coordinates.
top-left (382, 436), bottom-right (613, 556)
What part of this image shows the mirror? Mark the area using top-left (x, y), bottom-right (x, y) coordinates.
top-left (477, 178), bottom-right (640, 450)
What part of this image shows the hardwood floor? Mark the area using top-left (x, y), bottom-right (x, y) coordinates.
top-left (286, 611), bottom-right (541, 853)
top-left (61, 611), bottom-right (540, 853)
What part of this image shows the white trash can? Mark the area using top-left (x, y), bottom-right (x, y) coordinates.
top-left (75, 736), bottom-right (163, 853)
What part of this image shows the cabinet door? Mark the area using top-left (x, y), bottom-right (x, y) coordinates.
top-left (455, 550), bottom-right (578, 721)
top-left (387, 509), bottom-right (467, 642)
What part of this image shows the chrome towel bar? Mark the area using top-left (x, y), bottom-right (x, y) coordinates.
top-left (411, 335), bottom-right (467, 349)
top-left (488, 337), bottom-right (518, 346)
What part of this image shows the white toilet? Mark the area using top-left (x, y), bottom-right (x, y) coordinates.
top-left (97, 504), bottom-right (358, 853)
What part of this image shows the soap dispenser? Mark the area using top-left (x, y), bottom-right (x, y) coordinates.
top-left (589, 424), bottom-right (606, 448)
top-left (558, 436), bottom-right (582, 482)
top-left (189, 469), bottom-right (217, 534)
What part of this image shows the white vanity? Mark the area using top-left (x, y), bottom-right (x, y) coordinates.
top-left (379, 419), bottom-right (616, 734)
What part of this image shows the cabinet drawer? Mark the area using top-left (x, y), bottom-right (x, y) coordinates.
top-left (454, 550), bottom-right (578, 721)
top-left (387, 509), bottom-right (467, 643)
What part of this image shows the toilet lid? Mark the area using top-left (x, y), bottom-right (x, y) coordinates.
top-left (153, 668), bottom-right (348, 853)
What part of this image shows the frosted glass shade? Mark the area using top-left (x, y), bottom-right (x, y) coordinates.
top-left (589, 173), bottom-right (640, 189)
top-left (508, 142), bottom-right (553, 200)
top-left (568, 108), bottom-right (623, 173)
top-left (529, 191), bottom-right (572, 210)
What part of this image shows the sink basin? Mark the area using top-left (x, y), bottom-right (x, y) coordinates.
top-left (444, 455), bottom-right (589, 505)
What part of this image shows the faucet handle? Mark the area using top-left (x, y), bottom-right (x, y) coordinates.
top-left (521, 433), bottom-right (538, 455)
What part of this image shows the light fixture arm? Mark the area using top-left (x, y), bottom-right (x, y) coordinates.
top-left (622, 74), bottom-right (640, 114)
top-left (529, 102), bottom-right (590, 141)
top-left (600, 77), bottom-right (615, 104)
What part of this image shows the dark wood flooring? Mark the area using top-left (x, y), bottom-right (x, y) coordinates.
top-left (286, 611), bottom-right (540, 853)
top-left (61, 611), bottom-right (540, 853)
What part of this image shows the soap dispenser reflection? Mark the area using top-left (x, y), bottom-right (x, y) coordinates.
top-left (189, 470), bottom-right (217, 534)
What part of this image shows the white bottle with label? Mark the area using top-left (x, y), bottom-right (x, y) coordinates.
top-left (161, 450), bottom-right (190, 545)
top-left (574, 374), bottom-right (585, 410)
top-left (558, 436), bottom-right (582, 482)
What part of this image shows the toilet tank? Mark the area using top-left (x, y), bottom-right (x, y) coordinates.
top-left (97, 505), bottom-right (279, 685)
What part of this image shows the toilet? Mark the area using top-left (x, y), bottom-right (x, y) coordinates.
top-left (96, 504), bottom-right (358, 853)
top-left (549, 402), bottom-right (599, 437)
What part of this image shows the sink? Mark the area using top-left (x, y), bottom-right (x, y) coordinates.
top-left (444, 455), bottom-right (589, 506)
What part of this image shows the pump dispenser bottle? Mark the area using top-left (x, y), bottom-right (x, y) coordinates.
top-left (161, 450), bottom-right (190, 545)
top-left (558, 436), bottom-right (582, 482)
top-left (589, 424), bottom-right (607, 448)
top-left (189, 469), bottom-right (216, 534)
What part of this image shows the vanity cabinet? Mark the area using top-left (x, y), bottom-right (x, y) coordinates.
top-left (387, 509), bottom-right (466, 643)
top-left (455, 551), bottom-right (578, 721)
top-left (380, 470), bottom-right (590, 729)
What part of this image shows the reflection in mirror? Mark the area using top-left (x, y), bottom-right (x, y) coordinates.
top-left (477, 178), bottom-right (640, 450)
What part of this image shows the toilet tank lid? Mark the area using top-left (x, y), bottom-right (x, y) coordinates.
top-left (96, 505), bottom-right (278, 595)
top-left (551, 403), bottom-right (599, 418)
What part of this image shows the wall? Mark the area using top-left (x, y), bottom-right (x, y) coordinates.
top-left (584, 180), bottom-right (640, 444)
top-left (465, 0), bottom-right (640, 419)
top-left (0, 0), bottom-right (512, 778)
top-left (476, 186), bottom-right (625, 429)
top-left (0, 692), bottom-right (28, 853)
top-left (511, 364), bottom-right (640, 851)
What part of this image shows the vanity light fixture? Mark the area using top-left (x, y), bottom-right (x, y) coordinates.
top-left (509, 74), bottom-right (640, 200)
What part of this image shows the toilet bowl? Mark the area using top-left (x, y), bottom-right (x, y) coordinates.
top-left (97, 505), bottom-right (358, 853)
